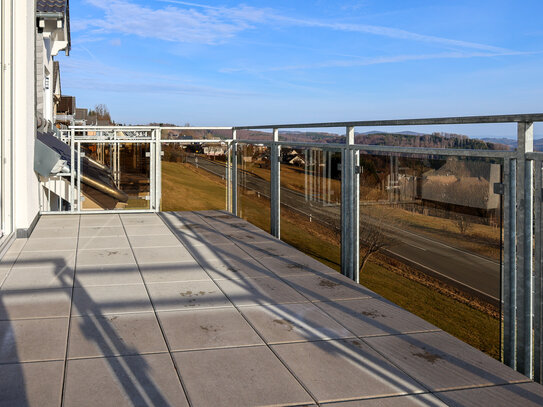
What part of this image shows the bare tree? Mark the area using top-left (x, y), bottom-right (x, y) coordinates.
top-left (359, 218), bottom-right (398, 272)
top-left (454, 214), bottom-right (472, 234)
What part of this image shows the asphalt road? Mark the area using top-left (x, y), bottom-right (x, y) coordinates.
top-left (185, 155), bottom-right (500, 302)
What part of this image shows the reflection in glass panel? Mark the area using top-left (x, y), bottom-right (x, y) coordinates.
top-left (279, 147), bottom-right (342, 271)
top-left (80, 142), bottom-right (151, 210)
top-left (358, 152), bottom-right (502, 359)
top-left (237, 143), bottom-right (271, 233)
top-left (161, 143), bottom-right (227, 211)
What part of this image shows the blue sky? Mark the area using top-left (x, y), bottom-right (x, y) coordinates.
top-left (58, 0), bottom-right (543, 137)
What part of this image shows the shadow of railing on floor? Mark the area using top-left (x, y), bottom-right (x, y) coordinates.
top-left (159, 210), bottom-right (541, 405)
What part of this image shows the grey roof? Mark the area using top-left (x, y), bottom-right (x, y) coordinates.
top-left (36, 0), bottom-right (67, 13)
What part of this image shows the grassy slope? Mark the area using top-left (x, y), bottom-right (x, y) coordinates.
top-left (162, 161), bottom-right (500, 359)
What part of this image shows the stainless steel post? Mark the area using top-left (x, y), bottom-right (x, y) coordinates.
top-left (231, 130), bottom-right (238, 216)
top-left (271, 128), bottom-right (281, 238)
top-left (534, 159), bottom-right (542, 383)
top-left (516, 121), bottom-right (534, 377)
top-left (70, 128), bottom-right (75, 212)
top-left (155, 128), bottom-right (162, 211)
top-left (503, 158), bottom-right (516, 368)
top-left (341, 126), bottom-right (357, 280)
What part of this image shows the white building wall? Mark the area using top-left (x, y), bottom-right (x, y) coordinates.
top-left (13, 0), bottom-right (40, 236)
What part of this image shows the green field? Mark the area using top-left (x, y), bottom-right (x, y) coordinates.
top-left (162, 160), bottom-right (500, 359)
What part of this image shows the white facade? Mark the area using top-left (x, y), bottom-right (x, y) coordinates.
top-left (36, 5), bottom-right (69, 130)
top-left (0, 0), bottom-right (42, 247)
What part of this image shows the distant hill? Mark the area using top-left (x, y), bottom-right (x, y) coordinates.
top-left (481, 137), bottom-right (543, 151)
top-left (159, 127), bottom-right (511, 151)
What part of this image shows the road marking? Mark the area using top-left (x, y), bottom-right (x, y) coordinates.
top-left (387, 249), bottom-right (499, 302)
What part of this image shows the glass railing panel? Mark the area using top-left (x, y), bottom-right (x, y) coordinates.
top-left (237, 143), bottom-right (271, 233)
top-left (279, 146), bottom-right (342, 271)
top-left (161, 142), bottom-right (227, 211)
top-left (357, 151), bottom-right (503, 359)
top-left (79, 141), bottom-right (151, 210)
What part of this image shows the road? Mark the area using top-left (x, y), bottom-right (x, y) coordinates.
top-left (185, 155), bottom-right (500, 302)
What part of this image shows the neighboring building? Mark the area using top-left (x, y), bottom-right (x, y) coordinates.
top-left (56, 95), bottom-right (76, 126)
top-left (36, 0), bottom-right (71, 131)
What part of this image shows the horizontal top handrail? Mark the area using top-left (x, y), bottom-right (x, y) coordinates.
top-left (234, 113), bottom-right (543, 130)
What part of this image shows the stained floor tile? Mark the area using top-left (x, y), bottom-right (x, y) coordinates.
top-left (173, 346), bottom-right (313, 407)
top-left (240, 302), bottom-right (354, 344)
top-left (63, 353), bottom-right (188, 407)
top-left (0, 360), bottom-right (64, 407)
top-left (158, 308), bottom-right (263, 351)
top-left (272, 339), bottom-right (425, 403)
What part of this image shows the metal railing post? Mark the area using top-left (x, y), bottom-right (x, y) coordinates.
top-left (503, 158), bottom-right (517, 368)
top-left (231, 130), bottom-right (238, 216)
top-left (534, 158), bottom-right (542, 383)
top-left (155, 128), bottom-right (162, 211)
top-left (341, 126), bottom-right (358, 280)
top-left (70, 128), bottom-right (75, 212)
top-left (77, 141), bottom-right (82, 213)
top-left (271, 128), bottom-right (281, 238)
top-left (516, 121), bottom-right (534, 377)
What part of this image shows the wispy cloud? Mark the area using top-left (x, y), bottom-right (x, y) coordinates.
top-left (275, 17), bottom-right (510, 53)
top-left (78, 0), bottom-right (510, 53)
top-left (77, 0), bottom-right (268, 44)
top-left (222, 50), bottom-right (531, 73)
top-left (61, 57), bottom-right (256, 97)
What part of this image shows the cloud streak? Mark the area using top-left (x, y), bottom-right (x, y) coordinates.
top-left (78, 0), bottom-right (510, 53)
top-left (222, 50), bottom-right (531, 73)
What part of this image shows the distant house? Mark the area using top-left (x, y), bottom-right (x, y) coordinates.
top-left (203, 146), bottom-right (226, 157)
top-left (36, 0), bottom-right (71, 130)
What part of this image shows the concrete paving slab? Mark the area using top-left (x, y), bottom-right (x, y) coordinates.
top-left (147, 280), bottom-right (232, 311)
top-left (15, 250), bottom-right (76, 269)
top-left (24, 237), bottom-right (77, 251)
top-left (68, 312), bottom-right (168, 358)
top-left (0, 288), bottom-right (72, 319)
top-left (0, 360), bottom-right (64, 407)
top-left (236, 240), bottom-right (303, 258)
top-left (37, 218), bottom-right (78, 229)
top-left (221, 229), bottom-right (276, 244)
top-left (434, 382), bottom-right (543, 407)
top-left (173, 346), bottom-right (314, 407)
top-left (79, 215), bottom-right (122, 228)
top-left (158, 308), bottom-right (263, 351)
top-left (176, 230), bottom-right (233, 246)
top-left (272, 339), bottom-right (425, 403)
top-left (216, 276), bottom-right (310, 307)
top-left (202, 256), bottom-right (275, 280)
top-left (31, 226), bottom-right (79, 238)
top-left (315, 298), bottom-right (438, 337)
top-left (121, 216), bottom-right (164, 226)
top-left (63, 353), bottom-right (188, 407)
top-left (128, 234), bottom-right (183, 248)
top-left (124, 225), bottom-right (172, 236)
top-left (76, 248), bottom-right (136, 266)
top-left (1, 265), bottom-right (74, 290)
top-left (139, 262), bottom-right (211, 283)
top-left (75, 264), bottom-right (144, 287)
top-left (0, 318), bottom-right (68, 363)
top-left (240, 302), bottom-right (354, 344)
top-left (321, 393), bottom-right (447, 406)
top-left (78, 226), bottom-right (126, 237)
top-left (72, 284), bottom-right (153, 316)
top-left (132, 246), bottom-right (193, 264)
top-left (284, 274), bottom-right (376, 302)
top-left (363, 332), bottom-right (529, 392)
top-left (188, 243), bottom-right (253, 265)
top-left (259, 254), bottom-right (339, 277)
top-left (78, 236), bottom-right (130, 250)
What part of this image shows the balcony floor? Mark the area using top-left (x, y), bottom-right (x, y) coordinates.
top-left (0, 210), bottom-right (542, 406)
